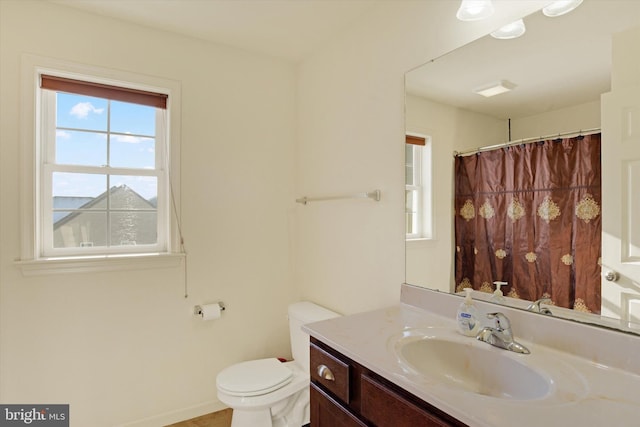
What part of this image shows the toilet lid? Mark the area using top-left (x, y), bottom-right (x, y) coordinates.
top-left (217, 358), bottom-right (294, 397)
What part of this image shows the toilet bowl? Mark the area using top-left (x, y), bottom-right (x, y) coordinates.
top-left (216, 302), bottom-right (340, 427)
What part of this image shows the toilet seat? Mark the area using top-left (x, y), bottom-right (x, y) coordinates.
top-left (216, 358), bottom-right (293, 397)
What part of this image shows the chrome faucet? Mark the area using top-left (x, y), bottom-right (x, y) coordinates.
top-left (476, 312), bottom-right (530, 354)
top-left (526, 298), bottom-right (553, 315)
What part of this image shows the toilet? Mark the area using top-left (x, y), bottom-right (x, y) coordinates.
top-left (216, 301), bottom-right (340, 427)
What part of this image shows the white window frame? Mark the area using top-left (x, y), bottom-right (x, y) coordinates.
top-left (17, 55), bottom-right (183, 274)
top-left (406, 133), bottom-right (433, 241)
top-left (40, 89), bottom-right (168, 257)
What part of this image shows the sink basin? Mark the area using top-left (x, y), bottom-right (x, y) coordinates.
top-left (395, 333), bottom-right (551, 400)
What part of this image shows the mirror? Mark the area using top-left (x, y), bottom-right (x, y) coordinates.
top-left (405, 1), bottom-right (640, 334)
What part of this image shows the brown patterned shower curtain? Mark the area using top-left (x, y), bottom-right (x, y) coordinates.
top-left (454, 134), bottom-right (602, 313)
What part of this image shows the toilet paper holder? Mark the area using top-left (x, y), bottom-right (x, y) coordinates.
top-left (194, 302), bottom-right (226, 316)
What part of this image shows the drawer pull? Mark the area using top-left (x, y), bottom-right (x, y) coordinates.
top-left (317, 364), bottom-right (335, 381)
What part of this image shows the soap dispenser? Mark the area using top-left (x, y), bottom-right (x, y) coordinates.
top-left (490, 281), bottom-right (507, 304)
top-left (457, 288), bottom-right (480, 337)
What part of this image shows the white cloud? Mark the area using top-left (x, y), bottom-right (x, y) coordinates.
top-left (112, 134), bottom-right (153, 144)
top-left (56, 130), bottom-right (71, 138)
top-left (70, 102), bottom-right (104, 119)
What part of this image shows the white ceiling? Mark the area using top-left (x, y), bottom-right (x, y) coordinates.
top-left (49, 0), bottom-right (388, 62)
top-left (49, 0), bottom-right (640, 120)
top-left (405, 0), bottom-right (640, 120)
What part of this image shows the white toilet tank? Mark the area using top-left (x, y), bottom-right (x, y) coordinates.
top-left (288, 301), bottom-right (340, 373)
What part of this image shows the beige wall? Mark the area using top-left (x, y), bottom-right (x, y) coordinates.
top-left (0, 1), bottom-right (297, 425)
top-left (611, 26), bottom-right (640, 89)
top-left (511, 101), bottom-right (601, 140)
top-left (0, 0), bottom-right (552, 424)
top-left (295, 0), bottom-right (548, 314)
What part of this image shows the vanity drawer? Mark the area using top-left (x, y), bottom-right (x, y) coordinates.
top-left (310, 342), bottom-right (350, 403)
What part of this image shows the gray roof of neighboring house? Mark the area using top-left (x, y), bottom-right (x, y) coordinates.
top-left (53, 185), bottom-right (156, 228)
top-left (53, 196), bottom-right (94, 223)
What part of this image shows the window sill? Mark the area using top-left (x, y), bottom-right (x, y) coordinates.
top-left (15, 252), bottom-right (185, 276)
top-left (406, 237), bottom-right (434, 243)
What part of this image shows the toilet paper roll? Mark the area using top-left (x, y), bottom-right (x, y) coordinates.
top-left (199, 303), bottom-right (222, 321)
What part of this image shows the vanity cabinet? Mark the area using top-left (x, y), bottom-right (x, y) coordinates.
top-left (309, 337), bottom-right (468, 427)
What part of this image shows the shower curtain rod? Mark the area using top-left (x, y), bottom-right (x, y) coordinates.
top-left (453, 127), bottom-right (601, 157)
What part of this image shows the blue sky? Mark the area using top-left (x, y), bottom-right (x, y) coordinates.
top-left (54, 93), bottom-right (158, 200)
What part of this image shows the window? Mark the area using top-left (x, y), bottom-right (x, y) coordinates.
top-left (405, 134), bottom-right (432, 240)
top-left (18, 56), bottom-right (182, 272)
top-left (40, 75), bottom-right (169, 256)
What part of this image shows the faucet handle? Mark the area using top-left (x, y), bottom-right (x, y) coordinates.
top-left (486, 312), bottom-right (511, 331)
top-left (527, 297), bottom-right (551, 313)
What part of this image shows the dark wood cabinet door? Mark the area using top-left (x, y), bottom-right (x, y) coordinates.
top-left (360, 374), bottom-right (464, 427)
top-left (310, 383), bottom-right (368, 427)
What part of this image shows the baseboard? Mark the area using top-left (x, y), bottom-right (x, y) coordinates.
top-left (117, 400), bottom-right (228, 427)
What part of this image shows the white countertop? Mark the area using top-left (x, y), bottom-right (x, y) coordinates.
top-left (303, 288), bottom-right (640, 427)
